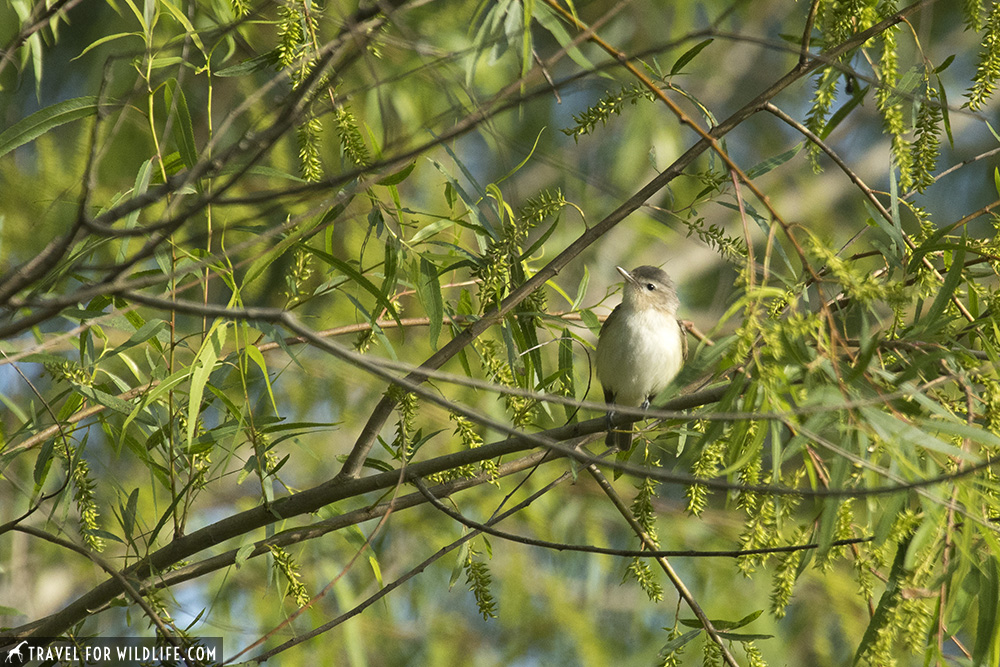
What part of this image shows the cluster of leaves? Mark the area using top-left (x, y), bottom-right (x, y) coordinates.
top-left (666, 219), bottom-right (1000, 663)
top-left (627, 473), bottom-right (665, 603)
top-left (803, 0), bottom-right (1000, 194)
top-left (458, 540), bottom-right (497, 621)
top-left (561, 84), bottom-right (658, 141)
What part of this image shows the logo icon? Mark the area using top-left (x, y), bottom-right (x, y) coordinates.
top-left (3, 640), bottom-right (28, 664)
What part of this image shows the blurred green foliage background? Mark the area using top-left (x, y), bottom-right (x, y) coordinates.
top-left (2, 0), bottom-right (1000, 665)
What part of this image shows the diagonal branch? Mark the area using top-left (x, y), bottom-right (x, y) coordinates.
top-left (587, 464), bottom-right (740, 667)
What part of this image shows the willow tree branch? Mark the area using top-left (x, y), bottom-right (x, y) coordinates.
top-left (0, 0), bottom-right (88, 77)
top-left (587, 464), bottom-right (740, 667)
top-left (236, 467), bottom-right (574, 665)
top-left (412, 475), bottom-right (875, 558)
top-left (13, 525), bottom-right (182, 649)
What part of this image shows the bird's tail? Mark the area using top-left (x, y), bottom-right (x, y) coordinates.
top-left (605, 422), bottom-right (633, 452)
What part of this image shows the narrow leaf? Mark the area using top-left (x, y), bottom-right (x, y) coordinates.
top-left (934, 54), bottom-right (956, 73)
top-left (109, 319), bottom-right (167, 357)
top-left (376, 161), bottom-right (416, 186)
top-left (164, 79), bottom-right (198, 170)
top-left (214, 51), bottom-right (281, 77)
top-left (415, 257), bottom-right (444, 349)
top-left (159, 0), bottom-right (206, 54)
top-left (245, 344), bottom-right (279, 415)
top-left (658, 629), bottom-right (702, 655)
top-left (921, 239), bottom-right (965, 331)
top-left (745, 142), bottom-right (803, 179)
top-left (75, 385), bottom-right (135, 416)
top-left (821, 85), bottom-right (869, 139)
top-left (235, 543), bottom-right (255, 567)
top-left (973, 558), bottom-right (1000, 666)
top-left (33, 438), bottom-right (56, 487)
top-left (558, 328), bottom-right (576, 421)
top-left (187, 321), bottom-right (227, 449)
top-left (533, 2), bottom-right (597, 74)
top-left (73, 32), bottom-right (144, 60)
top-left (680, 609), bottom-right (763, 630)
top-left (670, 38), bottom-right (714, 75)
top-left (571, 266), bottom-right (590, 310)
top-left (369, 554), bottom-right (384, 587)
top-left (122, 487), bottom-right (139, 542)
top-left (117, 158), bottom-right (154, 263)
top-left (0, 96), bottom-right (102, 158)
top-left (303, 247), bottom-right (403, 328)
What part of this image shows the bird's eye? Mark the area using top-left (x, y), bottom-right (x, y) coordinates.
top-left (645, 283), bottom-right (656, 291)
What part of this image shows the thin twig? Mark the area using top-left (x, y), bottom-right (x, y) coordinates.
top-left (13, 525), bottom-right (187, 659)
top-left (413, 474), bottom-right (874, 559)
top-left (235, 468), bottom-right (573, 665)
top-left (586, 464), bottom-right (740, 667)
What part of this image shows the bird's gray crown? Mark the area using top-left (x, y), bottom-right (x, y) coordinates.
top-left (629, 265), bottom-right (674, 287)
top-left (619, 265), bottom-right (679, 313)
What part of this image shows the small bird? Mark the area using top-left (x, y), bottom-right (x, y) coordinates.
top-left (596, 265), bottom-right (686, 451)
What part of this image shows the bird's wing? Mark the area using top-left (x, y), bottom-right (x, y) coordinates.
top-left (600, 304), bottom-right (622, 335)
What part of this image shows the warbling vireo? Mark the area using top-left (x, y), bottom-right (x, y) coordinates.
top-left (596, 265), bottom-right (686, 450)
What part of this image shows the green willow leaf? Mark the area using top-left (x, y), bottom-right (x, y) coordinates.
top-left (0, 96), bottom-right (103, 158)
top-left (376, 161), bottom-right (416, 186)
top-left (187, 320), bottom-right (227, 450)
top-left (164, 79), bottom-right (198, 170)
top-left (670, 38), bottom-right (714, 75)
top-left (415, 256), bottom-right (444, 349)
top-left (745, 143), bottom-right (803, 179)
top-left (973, 558), bottom-right (1000, 666)
top-left (658, 629), bottom-right (702, 655)
top-left (305, 247), bottom-right (403, 329)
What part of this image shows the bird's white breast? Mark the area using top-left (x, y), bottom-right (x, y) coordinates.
top-left (596, 307), bottom-right (684, 406)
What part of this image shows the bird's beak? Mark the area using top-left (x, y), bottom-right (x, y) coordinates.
top-left (616, 266), bottom-right (636, 286)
